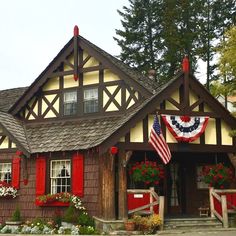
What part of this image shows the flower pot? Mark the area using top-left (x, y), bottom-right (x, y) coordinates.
top-left (5, 221), bottom-right (23, 226)
top-left (124, 221), bottom-right (135, 231)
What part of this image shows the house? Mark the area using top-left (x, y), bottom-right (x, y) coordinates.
top-left (216, 94), bottom-right (236, 113)
top-left (0, 26), bottom-right (236, 225)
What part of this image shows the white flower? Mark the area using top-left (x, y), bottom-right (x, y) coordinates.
top-left (0, 182), bottom-right (17, 198)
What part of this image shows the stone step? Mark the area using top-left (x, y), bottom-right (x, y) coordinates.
top-left (164, 217), bottom-right (222, 230)
top-left (110, 230), bottom-right (142, 235)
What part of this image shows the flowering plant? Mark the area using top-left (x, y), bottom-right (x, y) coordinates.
top-left (0, 181), bottom-right (17, 198)
top-left (36, 192), bottom-right (85, 210)
top-left (129, 161), bottom-right (164, 186)
top-left (201, 163), bottom-right (234, 189)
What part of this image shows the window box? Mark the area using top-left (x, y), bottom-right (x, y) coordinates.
top-left (35, 199), bottom-right (69, 207)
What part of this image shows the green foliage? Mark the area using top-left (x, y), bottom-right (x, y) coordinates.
top-left (77, 212), bottom-right (94, 227)
top-left (115, 0), bottom-right (236, 85)
top-left (218, 26), bottom-right (236, 84)
top-left (11, 207), bottom-right (21, 221)
top-left (229, 129), bottom-right (236, 137)
top-left (201, 163), bottom-right (234, 189)
top-left (63, 205), bottom-right (78, 223)
top-left (53, 209), bottom-right (62, 228)
top-left (129, 161), bottom-right (164, 186)
top-left (79, 225), bottom-right (96, 235)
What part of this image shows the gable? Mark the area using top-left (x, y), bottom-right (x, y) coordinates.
top-left (0, 127), bottom-right (16, 150)
top-left (98, 72), bottom-right (236, 153)
top-left (10, 31), bottom-right (155, 119)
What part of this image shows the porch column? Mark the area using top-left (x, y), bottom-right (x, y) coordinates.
top-left (99, 151), bottom-right (115, 220)
top-left (118, 150), bottom-right (132, 219)
top-left (118, 150), bottom-right (127, 219)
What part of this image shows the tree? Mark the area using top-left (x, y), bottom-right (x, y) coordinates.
top-left (115, 0), bottom-right (236, 85)
top-left (218, 26), bottom-right (236, 84)
top-left (114, 0), bottom-right (163, 78)
top-left (211, 26), bottom-right (236, 108)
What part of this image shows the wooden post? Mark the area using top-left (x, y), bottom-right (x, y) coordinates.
top-left (221, 195), bottom-right (229, 228)
top-left (209, 187), bottom-right (215, 218)
top-left (99, 151), bottom-right (116, 220)
top-left (118, 149), bottom-right (128, 220)
top-left (159, 196), bottom-right (165, 230)
top-left (150, 187), bottom-right (154, 214)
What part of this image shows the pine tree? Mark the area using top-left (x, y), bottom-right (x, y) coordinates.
top-left (114, 0), bottom-right (163, 81)
top-left (115, 0), bottom-right (236, 85)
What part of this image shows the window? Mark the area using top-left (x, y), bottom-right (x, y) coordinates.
top-left (50, 160), bottom-right (71, 194)
top-left (0, 163), bottom-right (12, 184)
top-left (63, 91), bottom-right (77, 116)
top-left (196, 165), bottom-right (209, 189)
top-left (84, 88), bottom-right (98, 113)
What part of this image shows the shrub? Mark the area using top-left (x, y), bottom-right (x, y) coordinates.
top-left (77, 212), bottom-right (94, 227)
top-left (11, 206), bottom-right (21, 221)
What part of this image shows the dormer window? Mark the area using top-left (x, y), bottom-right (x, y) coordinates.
top-left (84, 88), bottom-right (98, 113)
top-left (63, 91), bottom-right (77, 116)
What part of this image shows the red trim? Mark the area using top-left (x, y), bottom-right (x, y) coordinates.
top-left (11, 157), bottom-right (21, 189)
top-left (72, 153), bottom-right (84, 197)
top-left (213, 195), bottom-right (222, 217)
top-left (182, 56), bottom-right (189, 73)
top-left (35, 157), bottom-right (46, 196)
top-left (127, 192), bottom-right (159, 214)
top-left (74, 25), bottom-right (79, 36)
top-left (35, 199), bottom-right (69, 207)
top-left (161, 115), bottom-right (209, 142)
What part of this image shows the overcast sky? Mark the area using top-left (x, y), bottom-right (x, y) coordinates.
top-left (0, 0), bottom-right (129, 90)
top-left (0, 0), bottom-right (207, 91)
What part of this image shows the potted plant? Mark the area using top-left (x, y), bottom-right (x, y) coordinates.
top-left (201, 163), bottom-right (234, 189)
top-left (6, 206), bottom-right (22, 226)
top-left (132, 214), bottom-right (162, 234)
top-left (124, 219), bottom-right (135, 231)
top-left (129, 161), bottom-right (164, 187)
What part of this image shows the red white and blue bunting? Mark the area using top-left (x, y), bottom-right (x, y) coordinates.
top-left (161, 115), bottom-right (209, 142)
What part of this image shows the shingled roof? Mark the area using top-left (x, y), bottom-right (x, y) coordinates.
top-left (0, 111), bottom-right (30, 155)
top-left (0, 72), bottom-right (180, 155)
top-left (0, 87), bottom-right (28, 112)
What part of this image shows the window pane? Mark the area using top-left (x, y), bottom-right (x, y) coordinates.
top-left (0, 163), bottom-right (12, 184)
top-left (50, 160), bottom-right (71, 194)
top-left (63, 91), bottom-right (77, 115)
top-left (84, 88), bottom-right (98, 113)
top-left (64, 91), bottom-right (77, 103)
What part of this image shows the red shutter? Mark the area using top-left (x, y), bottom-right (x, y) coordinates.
top-left (35, 157), bottom-right (46, 196)
top-left (72, 153), bottom-right (84, 197)
top-left (12, 157), bottom-right (21, 189)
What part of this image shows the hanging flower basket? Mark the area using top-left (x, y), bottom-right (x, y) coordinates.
top-left (200, 163), bottom-right (235, 189)
top-left (0, 181), bottom-right (17, 198)
top-left (129, 161), bottom-right (164, 187)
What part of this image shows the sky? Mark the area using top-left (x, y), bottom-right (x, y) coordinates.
top-left (0, 0), bottom-right (207, 91)
top-left (0, 0), bottom-right (129, 90)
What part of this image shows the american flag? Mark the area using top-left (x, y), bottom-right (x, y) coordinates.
top-left (149, 115), bottom-right (171, 164)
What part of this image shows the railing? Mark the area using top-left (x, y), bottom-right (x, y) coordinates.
top-left (209, 188), bottom-right (236, 228)
top-left (127, 187), bottom-right (164, 222)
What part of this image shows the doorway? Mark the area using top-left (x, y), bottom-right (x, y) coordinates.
top-left (166, 162), bottom-right (187, 216)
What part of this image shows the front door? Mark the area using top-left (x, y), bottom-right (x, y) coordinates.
top-left (166, 163), bottom-right (187, 215)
